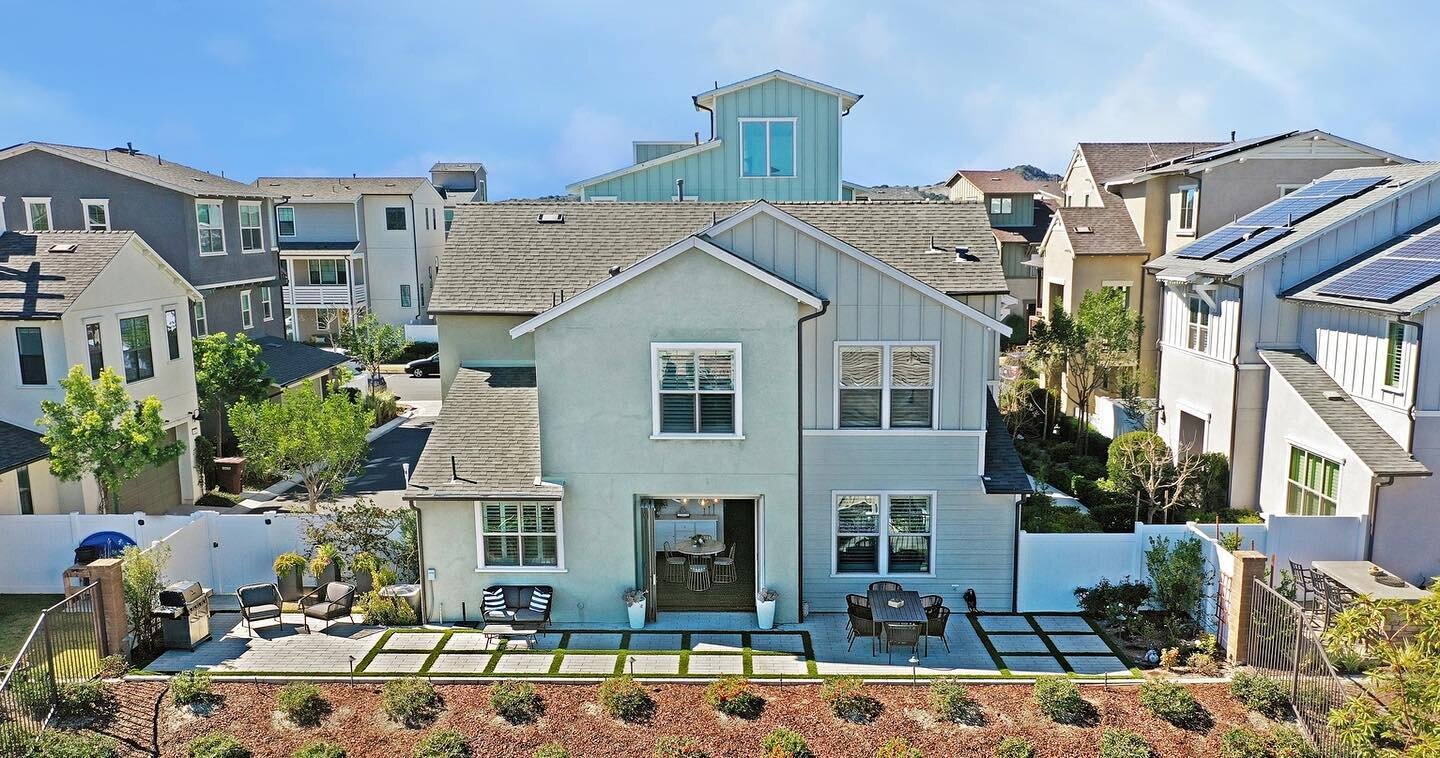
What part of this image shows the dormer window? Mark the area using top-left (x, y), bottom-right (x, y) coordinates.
top-left (740, 118), bottom-right (796, 178)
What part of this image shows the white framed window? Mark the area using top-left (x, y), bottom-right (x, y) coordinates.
top-left (1177, 185), bottom-right (1198, 232)
top-left (651, 343), bottom-right (742, 438)
top-left (240, 291), bottom-right (253, 330)
top-left (307, 259), bottom-right (348, 285)
top-left (475, 500), bottom-right (564, 569)
top-left (835, 342), bottom-right (938, 430)
top-left (833, 491), bottom-right (935, 576)
top-left (196, 200), bottom-right (225, 255)
top-left (261, 287), bottom-right (273, 321)
top-left (1102, 280), bottom-right (1134, 308)
top-left (989, 196), bottom-right (1013, 214)
top-left (80, 199), bottom-right (110, 231)
top-left (164, 308), bottom-right (181, 360)
top-left (192, 301), bottom-right (208, 337)
top-left (739, 118), bottom-right (796, 178)
top-left (1286, 446), bottom-right (1339, 516)
top-left (277, 206), bottom-right (296, 237)
top-left (1186, 293), bottom-right (1211, 352)
top-left (1384, 322), bottom-right (1406, 390)
top-left (23, 197), bottom-right (52, 231)
top-left (239, 202), bottom-right (263, 252)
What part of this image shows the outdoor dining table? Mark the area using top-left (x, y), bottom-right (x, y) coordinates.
top-left (867, 589), bottom-right (927, 656)
top-left (1311, 560), bottom-right (1430, 602)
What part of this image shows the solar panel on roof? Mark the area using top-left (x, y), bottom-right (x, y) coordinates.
top-left (1387, 234), bottom-right (1440, 261)
top-left (1316, 257), bottom-right (1440, 302)
top-left (1174, 225), bottom-right (1255, 259)
top-left (1239, 194), bottom-right (1341, 227)
top-left (1290, 176), bottom-right (1386, 199)
top-left (1213, 227), bottom-right (1292, 262)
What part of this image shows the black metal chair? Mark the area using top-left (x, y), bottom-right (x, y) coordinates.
top-left (920, 595), bottom-right (944, 614)
top-left (868, 580), bottom-right (903, 593)
top-left (846, 593), bottom-right (870, 610)
top-left (235, 582), bottom-right (286, 636)
top-left (886, 622), bottom-right (923, 663)
top-left (926, 606), bottom-right (952, 652)
top-left (846, 603), bottom-right (878, 655)
top-left (299, 582), bottom-right (356, 631)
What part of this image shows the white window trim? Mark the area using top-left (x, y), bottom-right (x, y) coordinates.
top-left (833, 341), bottom-right (941, 431)
top-left (1284, 444), bottom-right (1342, 516)
top-left (239, 201), bottom-right (264, 253)
top-left (1277, 183), bottom-right (1305, 197)
top-left (989, 196), bottom-right (1013, 214)
top-left (79, 199), bottom-right (110, 231)
top-left (1102, 280), bottom-right (1134, 308)
top-left (22, 197), bottom-right (52, 232)
top-left (196, 199), bottom-right (226, 256)
top-left (1185, 292), bottom-right (1211, 353)
top-left (1177, 185), bottom-right (1199, 234)
top-left (385, 206), bottom-right (407, 231)
top-left (277, 205), bottom-right (296, 237)
top-left (830, 490), bottom-right (938, 578)
top-left (650, 342), bottom-right (744, 439)
top-left (738, 117), bottom-right (798, 179)
top-left (117, 311), bottom-right (156, 384)
top-left (261, 287), bottom-right (274, 321)
top-left (473, 500), bottom-right (567, 572)
top-left (240, 291), bottom-right (253, 330)
top-left (192, 301), bottom-right (208, 337)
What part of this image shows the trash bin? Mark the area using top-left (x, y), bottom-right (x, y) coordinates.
top-left (212, 457), bottom-right (246, 494)
top-left (379, 583), bottom-right (422, 620)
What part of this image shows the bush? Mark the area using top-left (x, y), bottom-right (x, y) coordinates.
top-left (1074, 578), bottom-right (1151, 633)
top-left (928, 678), bottom-right (982, 725)
top-left (397, 341), bottom-right (438, 363)
top-left (597, 675), bottom-right (653, 723)
top-left (1138, 680), bottom-right (1206, 728)
top-left (875, 737), bottom-right (922, 758)
top-left (1186, 652), bottom-right (1221, 677)
top-left (188, 733), bottom-right (250, 758)
top-left (994, 737), bottom-right (1035, 758)
top-left (97, 654), bottom-right (129, 679)
top-left (276, 682), bottom-right (330, 726)
top-left (54, 679), bottom-right (107, 720)
top-left (171, 671), bottom-right (213, 707)
top-left (29, 730), bottom-right (120, 757)
top-left (1269, 726), bottom-right (1316, 758)
top-left (363, 391), bottom-right (401, 427)
top-left (651, 736), bottom-right (709, 758)
top-left (1021, 493), bottom-right (1102, 533)
top-left (702, 676), bottom-right (764, 719)
top-left (760, 728), bottom-right (813, 758)
top-left (1098, 729), bottom-right (1152, 758)
top-left (1159, 648), bottom-right (1181, 669)
top-left (382, 678), bottom-right (441, 727)
top-left (490, 680), bottom-right (542, 724)
top-left (413, 729), bottom-right (470, 758)
top-left (1145, 536), bottom-right (1207, 619)
top-left (820, 677), bottom-right (881, 723)
top-left (1230, 671), bottom-right (1290, 719)
top-left (532, 745), bottom-right (569, 758)
top-left (359, 591), bottom-right (419, 626)
top-left (1033, 677), bottom-right (1088, 724)
top-left (273, 552), bottom-right (307, 577)
top-left (293, 742), bottom-right (347, 758)
top-left (1220, 727), bottom-right (1270, 758)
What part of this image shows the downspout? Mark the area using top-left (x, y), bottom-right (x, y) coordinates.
top-left (795, 298), bottom-right (831, 621)
top-left (409, 197), bottom-right (422, 322)
top-left (1011, 495), bottom-right (1021, 613)
top-left (1220, 277), bottom-right (1246, 504)
top-left (1365, 476), bottom-right (1395, 561)
top-left (692, 95), bottom-right (715, 141)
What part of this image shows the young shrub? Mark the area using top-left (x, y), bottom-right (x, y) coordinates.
top-left (760, 728), bottom-right (813, 758)
top-left (32, 730), bottom-right (120, 757)
top-left (651, 736), bottom-right (709, 758)
top-left (1229, 671), bottom-right (1290, 719)
top-left (597, 675), bottom-right (653, 723)
top-left (382, 677), bottom-right (442, 727)
top-left (928, 678), bottom-right (983, 725)
top-left (1219, 727), bottom-right (1270, 758)
top-left (358, 591), bottom-right (419, 626)
top-left (412, 729), bottom-right (470, 758)
top-left (188, 732), bottom-right (251, 758)
top-left (293, 742), bottom-right (347, 758)
top-left (1186, 652), bottom-right (1221, 677)
top-left (875, 737), bottom-right (923, 758)
top-left (54, 679), bottom-right (107, 720)
top-left (702, 676), bottom-right (764, 719)
top-left (532, 744), bottom-right (570, 758)
top-left (489, 680), bottom-right (542, 724)
top-left (1269, 726), bottom-right (1316, 758)
top-left (1138, 680), bottom-right (1207, 729)
top-left (1032, 677), bottom-right (1089, 724)
top-left (994, 737), bottom-right (1036, 758)
top-left (97, 654), bottom-right (129, 679)
top-left (1159, 648), bottom-right (1182, 670)
top-left (820, 676), bottom-right (881, 724)
top-left (276, 682), bottom-right (330, 727)
top-left (1098, 729), bottom-right (1152, 758)
top-left (1073, 578), bottom-right (1152, 633)
top-left (273, 552), bottom-right (307, 578)
top-left (171, 671), bottom-right (214, 707)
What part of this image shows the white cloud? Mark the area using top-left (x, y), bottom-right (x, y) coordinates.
top-left (0, 71), bottom-right (87, 137)
top-left (1140, 0), bottom-right (1303, 105)
top-left (707, 0), bottom-right (830, 75)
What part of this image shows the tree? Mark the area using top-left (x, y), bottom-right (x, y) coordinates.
top-left (38, 366), bottom-right (186, 514)
top-left (1026, 288), bottom-right (1143, 451)
top-left (193, 332), bottom-right (271, 457)
top-left (303, 497), bottom-right (409, 573)
top-left (1106, 431), bottom-right (1206, 523)
top-left (338, 313), bottom-right (407, 394)
top-left (228, 386), bottom-right (371, 511)
top-left (121, 542), bottom-right (169, 654)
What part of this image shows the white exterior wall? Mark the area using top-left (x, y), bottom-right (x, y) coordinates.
top-left (0, 463), bottom-right (62, 515)
top-left (359, 186), bottom-right (445, 326)
top-left (1299, 305), bottom-right (1413, 444)
top-left (1256, 369), bottom-right (1377, 517)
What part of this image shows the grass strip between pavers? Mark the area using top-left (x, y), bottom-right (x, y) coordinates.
top-left (967, 613), bottom-right (1011, 677)
top-left (1022, 614), bottom-right (1074, 675)
top-left (352, 628), bottom-right (395, 673)
top-left (416, 630), bottom-right (454, 674)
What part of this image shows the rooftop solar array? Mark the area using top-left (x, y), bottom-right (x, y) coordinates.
top-left (1315, 231), bottom-right (1440, 302)
top-left (1214, 227), bottom-right (1292, 263)
top-left (1175, 225), bottom-right (1255, 259)
top-left (1173, 175), bottom-right (1388, 262)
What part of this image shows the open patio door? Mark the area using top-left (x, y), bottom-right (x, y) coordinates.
top-left (637, 499), bottom-right (658, 622)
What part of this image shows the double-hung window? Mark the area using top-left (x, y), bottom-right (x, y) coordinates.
top-left (1186, 293), bottom-right (1211, 352)
top-left (443, 209), bottom-right (455, 234)
top-left (16, 467), bottom-right (34, 515)
top-left (476, 501), bottom-right (562, 568)
top-left (1178, 186), bottom-right (1198, 232)
top-left (119, 315), bottom-right (154, 382)
top-left (239, 203), bottom-right (263, 252)
top-left (385, 207), bottom-right (407, 230)
top-left (277, 206), bottom-right (296, 237)
top-left (399, 284), bottom-right (412, 308)
top-left (1384, 322), bottom-right (1406, 390)
top-left (81, 199), bottom-right (110, 231)
top-left (740, 118), bottom-right (796, 178)
top-left (15, 327), bottom-right (46, 385)
top-left (261, 287), bottom-right (273, 321)
top-left (989, 196), bottom-right (1013, 214)
top-left (164, 308), bottom-right (181, 360)
top-left (1286, 447), bottom-right (1339, 516)
top-left (192, 301), bottom-right (208, 337)
top-left (196, 201), bottom-right (225, 254)
top-left (86, 322), bottom-right (105, 378)
top-left (653, 344), bottom-right (741, 437)
top-left (836, 343), bottom-right (936, 429)
top-left (23, 198), bottom-right (51, 231)
top-left (834, 492), bottom-right (934, 575)
top-left (240, 291), bottom-right (254, 330)
top-left (308, 260), bottom-right (347, 285)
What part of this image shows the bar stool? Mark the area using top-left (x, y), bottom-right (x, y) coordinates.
top-left (662, 543), bottom-right (687, 583)
top-left (712, 545), bottom-right (737, 584)
top-left (687, 561), bottom-right (711, 592)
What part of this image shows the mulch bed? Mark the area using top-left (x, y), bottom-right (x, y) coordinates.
top-left (82, 679), bottom-right (1273, 757)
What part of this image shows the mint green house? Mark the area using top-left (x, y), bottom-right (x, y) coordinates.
top-left (408, 199), bottom-right (1032, 627)
top-left (567, 71), bottom-right (862, 202)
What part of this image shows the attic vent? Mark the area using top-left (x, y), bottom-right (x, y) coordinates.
top-left (955, 246), bottom-right (976, 262)
top-left (384, 182), bottom-right (396, 187)
top-left (989, 176), bottom-right (1002, 182)
top-left (191, 177), bottom-right (205, 182)
top-left (537, 213), bottom-right (565, 224)
top-left (1074, 225), bottom-right (1093, 234)
top-left (48, 243), bottom-right (79, 253)
top-left (1323, 390), bottom-right (1346, 401)
top-left (302, 193), bottom-right (314, 197)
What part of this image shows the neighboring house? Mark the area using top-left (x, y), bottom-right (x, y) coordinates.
top-left (0, 230), bottom-right (202, 515)
top-left (1039, 133), bottom-right (1408, 408)
top-left (406, 200), bottom-right (1030, 626)
top-left (1147, 163), bottom-right (1440, 584)
top-left (567, 71), bottom-right (862, 202)
top-left (254, 177), bottom-right (446, 338)
top-left (0, 142), bottom-right (285, 343)
top-left (946, 170), bottom-right (1061, 316)
top-left (431, 162), bottom-right (488, 235)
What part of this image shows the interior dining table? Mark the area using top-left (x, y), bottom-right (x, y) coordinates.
top-left (1311, 560), bottom-right (1430, 602)
top-left (674, 537), bottom-right (726, 558)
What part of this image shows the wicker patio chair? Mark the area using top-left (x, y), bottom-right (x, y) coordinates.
top-left (846, 603), bottom-right (878, 655)
top-left (926, 606), bottom-right (952, 652)
top-left (886, 622), bottom-right (924, 662)
top-left (868, 580), bottom-right (903, 593)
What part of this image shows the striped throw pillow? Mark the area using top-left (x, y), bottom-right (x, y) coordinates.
top-left (528, 588), bottom-right (552, 614)
top-left (483, 588), bottom-right (507, 617)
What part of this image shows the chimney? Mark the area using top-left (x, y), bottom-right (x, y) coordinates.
top-left (1230, 130), bottom-right (1237, 142)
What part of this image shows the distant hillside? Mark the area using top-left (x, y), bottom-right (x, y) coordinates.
top-left (1007, 164), bottom-right (1061, 182)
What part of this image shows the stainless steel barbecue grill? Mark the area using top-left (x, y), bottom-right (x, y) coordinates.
top-left (154, 581), bottom-right (213, 650)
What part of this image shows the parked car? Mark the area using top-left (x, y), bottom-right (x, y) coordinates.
top-left (406, 353), bottom-right (440, 378)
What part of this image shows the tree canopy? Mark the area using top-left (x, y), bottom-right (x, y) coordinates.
top-left (228, 387), bottom-right (371, 511)
top-left (193, 332), bottom-right (271, 457)
top-left (1026, 287), bottom-right (1143, 449)
top-left (338, 313), bottom-right (407, 393)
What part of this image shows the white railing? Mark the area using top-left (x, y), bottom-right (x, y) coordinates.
top-left (289, 284), bottom-right (357, 307)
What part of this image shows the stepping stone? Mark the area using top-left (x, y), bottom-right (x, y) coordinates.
top-left (1001, 655), bottom-right (1066, 675)
top-left (566, 633), bottom-right (623, 650)
top-left (428, 654), bottom-right (493, 674)
top-left (1065, 655), bottom-right (1131, 676)
top-left (989, 634), bottom-right (1049, 654)
top-left (690, 633), bottom-right (743, 652)
top-left (687, 655), bottom-right (744, 675)
top-left (626, 634), bottom-right (683, 651)
top-left (383, 632), bottom-right (444, 651)
top-left (558, 654), bottom-right (618, 674)
top-left (1033, 616), bottom-right (1094, 633)
top-left (750, 634), bottom-right (805, 654)
top-left (1049, 635), bottom-right (1113, 654)
top-left (750, 655), bottom-right (808, 675)
top-left (443, 633), bottom-right (498, 652)
top-left (492, 654), bottom-right (554, 674)
top-left (978, 615), bottom-right (1034, 632)
top-left (624, 655), bottom-right (680, 675)
top-left (363, 653), bottom-right (428, 673)
top-left (507, 635), bottom-right (561, 650)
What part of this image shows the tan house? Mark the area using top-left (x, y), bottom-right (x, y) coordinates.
top-left (946, 170), bottom-right (1059, 317)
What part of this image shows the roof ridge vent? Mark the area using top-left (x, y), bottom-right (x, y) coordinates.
top-left (537, 212), bottom-right (565, 224)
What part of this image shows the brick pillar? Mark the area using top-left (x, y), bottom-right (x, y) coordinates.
top-left (79, 559), bottom-right (128, 657)
top-left (1225, 550), bottom-right (1268, 664)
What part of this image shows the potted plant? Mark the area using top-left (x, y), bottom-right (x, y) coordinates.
top-left (309, 544), bottom-right (342, 586)
top-left (755, 587), bottom-right (779, 630)
top-left (274, 552), bottom-right (307, 601)
top-left (623, 588), bottom-right (647, 630)
top-left (351, 551), bottom-right (380, 594)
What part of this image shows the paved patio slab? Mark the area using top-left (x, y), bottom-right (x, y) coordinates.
top-left (383, 632), bottom-right (445, 651)
top-left (1033, 615), bottom-right (1095, 633)
top-left (1049, 634), bottom-right (1113, 654)
top-left (566, 633), bottom-right (624, 650)
top-left (977, 615), bottom-right (1035, 632)
top-left (626, 633), bottom-right (683, 651)
top-left (428, 654), bottom-right (494, 674)
top-left (558, 653), bottom-right (618, 674)
top-left (988, 634), bottom-right (1050, 654)
top-left (749, 633), bottom-right (805, 653)
top-left (492, 654), bottom-right (554, 674)
top-left (1065, 655), bottom-right (1131, 675)
top-left (750, 655), bottom-right (808, 675)
top-left (1001, 655), bottom-right (1067, 675)
top-left (690, 633), bottom-right (744, 652)
top-left (363, 653), bottom-right (429, 673)
top-left (625, 655), bottom-right (681, 675)
top-left (687, 655), bottom-right (744, 674)
top-left (443, 633), bottom-right (499, 651)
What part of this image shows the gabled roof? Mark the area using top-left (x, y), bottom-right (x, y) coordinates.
top-left (947, 169), bottom-right (1060, 198)
top-left (1077, 142), bottom-right (1222, 186)
top-left (692, 70), bottom-right (861, 112)
top-left (1049, 204), bottom-right (1147, 257)
top-left (993, 200), bottom-right (1054, 245)
top-left (0, 420), bottom-right (47, 474)
top-left (1258, 349), bottom-right (1429, 477)
top-left (1104, 130), bottom-right (1412, 187)
top-left (255, 336), bottom-right (348, 388)
top-left (430, 162), bottom-right (485, 173)
top-left (0, 231), bottom-right (199, 319)
top-left (1283, 217), bottom-right (1440, 316)
top-left (255, 177), bottom-right (429, 203)
top-left (566, 139), bottom-right (722, 193)
top-left (0, 142), bottom-right (276, 199)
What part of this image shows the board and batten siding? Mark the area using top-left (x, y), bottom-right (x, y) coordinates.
top-left (1299, 305), bottom-right (1414, 434)
top-left (987, 193), bottom-right (1036, 228)
top-left (633, 142), bottom-right (694, 164)
top-left (283, 202), bottom-right (360, 243)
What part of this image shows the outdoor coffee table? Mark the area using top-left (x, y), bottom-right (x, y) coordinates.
top-left (481, 623), bottom-right (538, 648)
top-left (867, 589), bottom-right (926, 656)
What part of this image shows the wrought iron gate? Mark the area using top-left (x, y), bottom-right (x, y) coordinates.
top-left (0, 585), bottom-right (107, 750)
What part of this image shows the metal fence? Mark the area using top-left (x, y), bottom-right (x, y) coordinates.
top-left (1244, 578), bottom-right (1356, 757)
top-left (0, 585), bottom-right (107, 751)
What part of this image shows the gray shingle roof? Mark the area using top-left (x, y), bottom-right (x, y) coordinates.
top-left (405, 367), bottom-right (559, 499)
top-left (431, 162), bottom-right (485, 172)
top-left (951, 170), bottom-right (1059, 197)
top-left (984, 396), bottom-right (1032, 495)
top-left (0, 231), bottom-right (136, 318)
top-left (993, 200), bottom-right (1053, 246)
top-left (1051, 204), bottom-right (1147, 257)
top-left (255, 177), bottom-right (428, 203)
top-left (0, 420), bottom-right (47, 474)
top-left (1258, 349), bottom-right (1429, 477)
top-left (255, 336), bottom-right (347, 388)
top-left (1078, 142), bottom-right (1222, 185)
top-left (430, 201), bottom-right (1006, 315)
top-left (1283, 217), bottom-right (1440, 316)
top-left (1, 143), bottom-right (275, 198)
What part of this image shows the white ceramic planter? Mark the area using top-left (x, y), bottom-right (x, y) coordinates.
top-left (626, 600), bottom-right (647, 629)
top-left (755, 599), bottom-right (777, 630)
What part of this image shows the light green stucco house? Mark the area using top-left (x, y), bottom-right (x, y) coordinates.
top-left (406, 199), bottom-right (1033, 626)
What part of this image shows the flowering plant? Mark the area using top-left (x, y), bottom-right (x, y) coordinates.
top-left (756, 587), bottom-right (779, 603)
top-left (622, 587), bottom-right (647, 606)
top-left (690, 534), bottom-right (707, 548)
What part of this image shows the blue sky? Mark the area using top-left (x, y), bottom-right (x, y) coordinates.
top-left (2, 1), bottom-right (1433, 199)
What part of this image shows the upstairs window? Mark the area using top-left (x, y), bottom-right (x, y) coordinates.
top-left (989, 196), bottom-right (1013, 214)
top-left (1186, 293), bottom-right (1211, 352)
top-left (1286, 446), bottom-right (1339, 516)
top-left (385, 207), bottom-right (407, 231)
top-left (399, 284), bottom-right (412, 308)
top-left (444, 209), bottom-right (455, 234)
top-left (277, 206), bottom-right (296, 237)
top-left (240, 291), bottom-right (254, 330)
top-left (196, 201), bottom-right (225, 254)
top-left (164, 308), bottom-right (181, 360)
top-left (24, 198), bottom-right (51, 231)
top-left (261, 287), bottom-right (273, 321)
top-left (1178, 186), bottom-right (1198, 232)
top-left (81, 199), bottom-right (110, 231)
top-left (16, 327), bottom-right (46, 385)
top-left (86, 322), bottom-right (104, 378)
top-left (192, 301), bottom-right (208, 337)
top-left (239, 203), bottom-right (263, 251)
top-left (653, 344), bottom-right (741, 436)
top-left (740, 118), bottom-right (796, 178)
top-left (119, 315), bottom-right (154, 382)
top-left (1384, 322), bottom-right (1406, 389)
top-left (308, 259), bottom-right (347, 285)
top-left (837, 343), bottom-right (936, 429)
top-left (16, 467), bottom-right (33, 515)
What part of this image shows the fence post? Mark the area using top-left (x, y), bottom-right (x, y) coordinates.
top-left (1224, 550), bottom-right (1267, 664)
top-left (84, 558), bottom-right (127, 658)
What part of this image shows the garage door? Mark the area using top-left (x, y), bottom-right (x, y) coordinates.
top-left (117, 428), bottom-right (182, 514)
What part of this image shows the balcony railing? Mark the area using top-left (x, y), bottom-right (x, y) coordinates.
top-left (289, 283), bottom-right (367, 308)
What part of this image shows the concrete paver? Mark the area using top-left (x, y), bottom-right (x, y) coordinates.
top-left (558, 653), bottom-right (618, 674)
top-left (750, 655), bottom-right (808, 675)
top-left (1049, 634), bottom-right (1113, 654)
top-left (1002, 655), bottom-right (1067, 675)
top-left (363, 653), bottom-right (429, 673)
top-left (687, 655), bottom-right (744, 674)
top-left (1066, 655), bottom-right (1132, 675)
top-left (624, 655), bottom-right (681, 675)
top-left (978, 615), bottom-right (1034, 632)
top-left (749, 633), bottom-right (805, 653)
top-left (626, 633), bottom-right (683, 651)
top-left (989, 634), bottom-right (1050, 654)
top-left (428, 654), bottom-right (493, 674)
top-left (566, 633), bottom-right (623, 650)
top-left (443, 633), bottom-right (500, 651)
top-left (690, 633), bottom-right (743, 652)
top-left (383, 632), bottom-right (444, 651)
top-left (492, 654), bottom-right (554, 674)
top-left (1033, 616), bottom-right (1095, 633)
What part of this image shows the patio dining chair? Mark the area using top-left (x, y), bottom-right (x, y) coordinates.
top-left (926, 606), bottom-right (952, 652)
top-left (920, 595), bottom-right (944, 615)
top-left (846, 593), bottom-right (871, 611)
top-left (1321, 580), bottom-right (1357, 628)
top-left (1289, 560), bottom-right (1317, 607)
top-left (662, 542), bottom-right (687, 583)
top-left (886, 622), bottom-right (923, 663)
top-left (868, 580), bottom-right (903, 593)
top-left (712, 545), bottom-right (737, 584)
top-left (846, 604), bottom-right (878, 655)
top-left (235, 582), bottom-right (286, 637)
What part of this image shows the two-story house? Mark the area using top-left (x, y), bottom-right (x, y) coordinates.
top-left (1147, 163), bottom-right (1440, 584)
top-left (404, 200), bottom-right (1031, 626)
top-left (254, 177), bottom-right (446, 338)
top-left (567, 71), bottom-right (863, 203)
top-left (0, 230), bottom-right (202, 515)
top-left (1039, 132), bottom-right (1407, 410)
top-left (0, 142), bottom-right (285, 344)
top-left (945, 170), bottom-right (1059, 317)
top-left (430, 163), bottom-right (487, 235)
